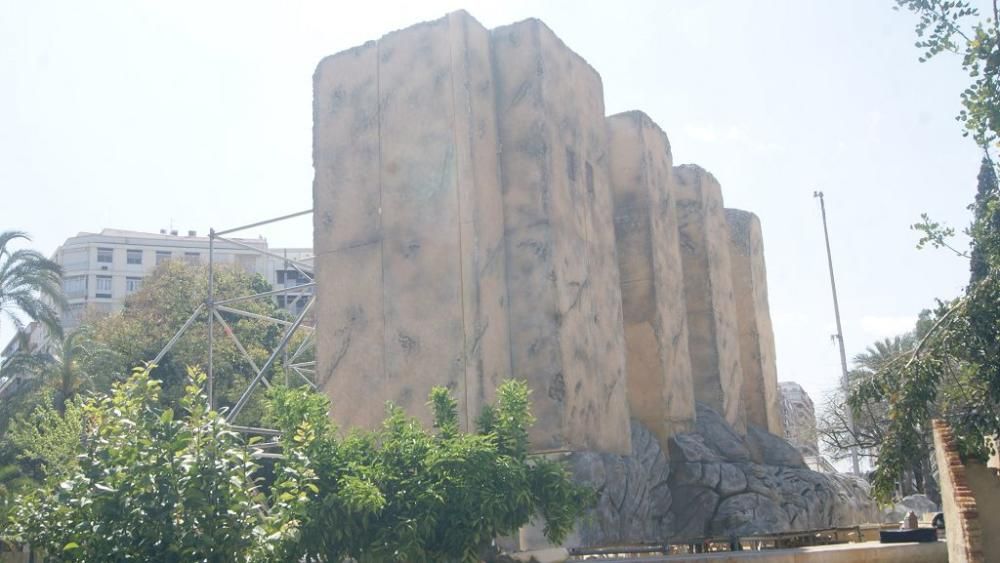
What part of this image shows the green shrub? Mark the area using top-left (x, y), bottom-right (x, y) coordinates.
top-left (4, 367), bottom-right (314, 562)
top-left (266, 380), bottom-right (593, 562)
top-left (3, 370), bottom-right (592, 562)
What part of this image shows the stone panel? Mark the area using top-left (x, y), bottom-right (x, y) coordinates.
top-left (313, 11), bottom-right (511, 431)
top-left (674, 165), bottom-right (745, 434)
top-left (313, 40), bottom-right (385, 430)
top-left (492, 19), bottom-right (630, 454)
top-left (726, 209), bottom-right (783, 435)
top-left (607, 111), bottom-right (695, 446)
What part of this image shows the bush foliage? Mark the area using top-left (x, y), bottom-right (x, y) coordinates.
top-left (265, 380), bottom-right (593, 562)
top-left (3, 369), bottom-right (591, 562)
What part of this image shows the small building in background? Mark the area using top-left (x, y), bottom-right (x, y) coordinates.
top-left (778, 381), bottom-right (839, 473)
top-left (0, 228), bottom-right (313, 386)
top-left (51, 228), bottom-right (312, 331)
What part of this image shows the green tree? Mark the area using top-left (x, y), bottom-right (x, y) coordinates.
top-left (5, 394), bottom-right (84, 483)
top-left (857, 1), bottom-right (1000, 503)
top-left (87, 261), bottom-right (290, 423)
top-left (0, 231), bottom-right (65, 340)
top-left (821, 330), bottom-right (942, 501)
top-left (33, 328), bottom-right (115, 414)
top-left (265, 380), bottom-right (593, 562)
top-left (4, 367), bottom-right (314, 562)
top-left (970, 156), bottom-right (1000, 283)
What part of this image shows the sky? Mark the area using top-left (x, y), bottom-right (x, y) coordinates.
top-left (0, 1), bottom-right (986, 451)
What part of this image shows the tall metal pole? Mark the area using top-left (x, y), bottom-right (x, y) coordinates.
top-left (813, 191), bottom-right (860, 474)
top-left (207, 228), bottom-right (215, 410)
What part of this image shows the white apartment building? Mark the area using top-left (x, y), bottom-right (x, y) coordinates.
top-left (51, 228), bottom-right (313, 331)
top-left (0, 228), bottom-right (312, 396)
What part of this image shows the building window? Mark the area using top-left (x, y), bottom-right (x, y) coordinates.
top-left (277, 269), bottom-right (309, 286)
top-left (97, 248), bottom-right (113, 264)
top-left (184, 252), bottom-right (200, 265)
top-left (126, 249), bottom-right (142, 265)
top-left (155, 251), bottom-right (171, 265)
top-left (63, 275), bottom-right (87, 298)
top-left (126, 277), bottom-right (143, 294)
top-left (95, 275), bottom-right (112, 298)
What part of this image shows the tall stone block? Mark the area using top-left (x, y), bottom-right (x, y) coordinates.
top-left (727, 209), bottom-right (783, 435)
top-left (492, 19), bottom-right (630, 454)
top-left (673, 165), bottom-right (745, 434)
top-left (313, 12), bottom-right (512, 431)
top-left (607, 111), bottom-right (695, 445)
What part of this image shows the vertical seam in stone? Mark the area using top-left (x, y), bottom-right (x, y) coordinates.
top-left (376, 37), bottom-right (388, 385)
top-left (447, 15), bottom-right (472, 432)
top-left (487, 28), bottom-right (518, 384)
top-left (695, 176), bottom-right (724, 412)
top-left (532, 23), bottom-right (568, 450)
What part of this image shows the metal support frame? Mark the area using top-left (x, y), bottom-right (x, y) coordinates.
top-left (150, 209), bottom-right (315, 434)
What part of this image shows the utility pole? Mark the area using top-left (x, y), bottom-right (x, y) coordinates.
top-left (813, 191), bottom-right (861, 475)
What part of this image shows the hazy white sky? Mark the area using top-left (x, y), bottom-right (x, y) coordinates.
top-left (0, 1), bottom-right (985, 430)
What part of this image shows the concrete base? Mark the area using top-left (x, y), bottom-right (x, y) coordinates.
top-left (509, 547), bottom-right (569, 563)
top-left (602, 541), bottom-right (946, 562)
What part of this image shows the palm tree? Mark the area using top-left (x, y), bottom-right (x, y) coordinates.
top-left (40, 328), bottom-right (115, 412)
top-left (0, 230), bottom-right (65, 341)
top-left (852, 334), bottom-right (916, 373)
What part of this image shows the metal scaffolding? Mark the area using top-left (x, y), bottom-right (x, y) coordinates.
top-left (151, 209), bottom-right (316, 433)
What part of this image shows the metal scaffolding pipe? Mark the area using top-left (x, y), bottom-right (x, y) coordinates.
top-left (226, 297), bottom-right (314, 422)
top-left (214, 209), bottom-right (313, 237)
top-left (213, 234), bottom-right (314, 273)
top-left (151, 304), bottom-right (205, 367)
top-left (214, 283), bottom-right (316, 307)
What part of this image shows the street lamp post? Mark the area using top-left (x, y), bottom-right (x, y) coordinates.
top-left (814, 191), bottom-right (861, 475)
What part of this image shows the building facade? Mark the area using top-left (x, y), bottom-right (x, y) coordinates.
top-left (1, 228), bottom-right (313, 379)
top-left (51, 228), bottom-right (312, 331)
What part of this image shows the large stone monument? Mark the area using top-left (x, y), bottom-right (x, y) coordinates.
top-left (608, 111), bottom-right (695, 443)
top-left (727, 209), bottom-right (783, 434)
top-left (313, 10), bottom-right (876, 547)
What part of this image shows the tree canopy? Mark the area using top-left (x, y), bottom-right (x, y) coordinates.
top-left (855, 0), bottom-right (1000, 502)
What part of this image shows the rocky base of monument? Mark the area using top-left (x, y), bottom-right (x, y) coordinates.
top-left (567, 404), bottom-right (878, 546)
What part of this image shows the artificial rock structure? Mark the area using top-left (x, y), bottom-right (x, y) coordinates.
top-left (313, 11), bottom-right (875, 545)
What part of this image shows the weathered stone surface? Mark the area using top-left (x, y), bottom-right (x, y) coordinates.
top-left (746, 424), bottom-right (806, 469)
top-left (314, 12), bottom-right (511, 431)
top-left (492, 19), bottom-right (630, 454)
top-left (566, 420), bottom-right (672, 546)
top-left (313, 13), bottom-right (878, 547)
top-left (669, 432), bottom-right (722, 463)
top-left (779, 381), bottom-right (820, 457)
top-left (667, 403), bottom-right (878, 540)
top-left (711, 493), bottom-right (790, 536)
top-left (726, 209), bottom-right (783, 435)
top-left (674, 165), bottom-right (745, 434)
top-left (672, 487), bottom-right (720, 539)
top-left (313, 38), bottom-right (386, 429)
top-left (694, 402), bottom-right (750, 462)
top-left (607, 111), bottom-right (695, 446)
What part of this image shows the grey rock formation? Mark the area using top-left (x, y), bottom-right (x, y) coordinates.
top-left (668, 403), bottom-right (878, 539)
top-left (567, 420), bottom-right (673, 545)
top-left (746, 424), bottom-right (806, 468)
top-left (566, 405), bottom-right (877, 546)
top-left (693, 401), bottom-right (750, 462)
